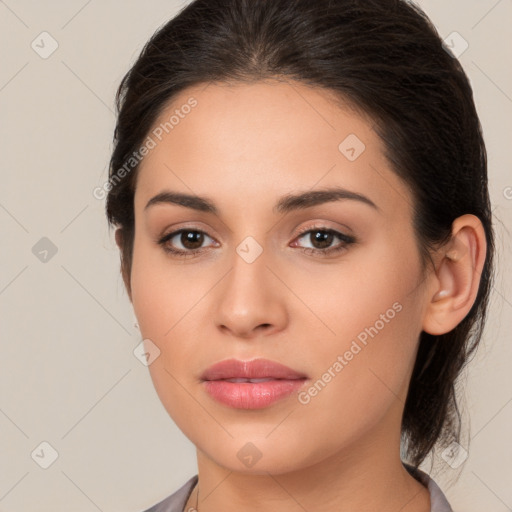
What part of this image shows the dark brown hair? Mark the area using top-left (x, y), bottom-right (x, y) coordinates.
top-left (105, 0), bottom-right (495, 468)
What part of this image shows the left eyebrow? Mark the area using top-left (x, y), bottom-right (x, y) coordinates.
top-left (144, 186), bottom-right (380, 214)
top-left (274, 187), bottom-right (380, 214)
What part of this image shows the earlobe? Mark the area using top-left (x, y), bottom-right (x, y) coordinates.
top-left (422, 214), bottom-right (487, 335)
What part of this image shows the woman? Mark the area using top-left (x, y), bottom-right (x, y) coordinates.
top-left (105, 0), bottom-right (495, 510)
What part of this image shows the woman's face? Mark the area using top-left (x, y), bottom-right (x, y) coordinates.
top-left (129, 79), bottom-right (432, 473)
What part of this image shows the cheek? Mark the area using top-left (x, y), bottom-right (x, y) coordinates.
top-left (130, 242), bottom-right (199, 400)
top-left (131, 269), bottom-right (201, 378)
top-left (293, 233), bottom-right (423, 350)
top-left (131, 254), bottom-right (205, 434)
top-left (130, 236), bottom-right (199, 338)
top-left (299, 240), bottom-right (425, 424)
top-left (290, 299), bottom-right (423, 459)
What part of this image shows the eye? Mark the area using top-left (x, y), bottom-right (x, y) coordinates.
top-left (292, 225), bottom-right (356, 256)
top-left (157, 225), bottom-right (356, 259)
top-left (157, 229), bottom-right (218, 258)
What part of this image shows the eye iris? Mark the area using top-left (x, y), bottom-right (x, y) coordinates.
top-left (182, 231), bottom-right (204, 250)
top-left (312, 230), bottom-right (333, 249)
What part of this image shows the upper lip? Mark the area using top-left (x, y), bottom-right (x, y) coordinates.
top-left (201, 358), bottom-right (307, 381)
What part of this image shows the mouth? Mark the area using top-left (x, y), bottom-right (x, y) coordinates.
top-left (218, 377), bottom-right (289, 383)
top-left (201, 358), bottom-right (308, 381)
top-left (201, 358), bottom-right (308, 409)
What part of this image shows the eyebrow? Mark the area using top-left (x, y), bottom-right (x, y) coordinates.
top-left (144, 187), bottom-right (380, 215)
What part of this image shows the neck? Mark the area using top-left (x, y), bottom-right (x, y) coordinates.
top-left (187, 426), bottom-right (430, 512)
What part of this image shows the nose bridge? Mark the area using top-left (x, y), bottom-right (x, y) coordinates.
top-left (213, 235), bottom-right (288, 336)
top-left (224, 238), bottom-right (272, 312)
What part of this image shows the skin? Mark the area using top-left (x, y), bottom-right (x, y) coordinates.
top-left (116, 79), bottom-right (486, 512)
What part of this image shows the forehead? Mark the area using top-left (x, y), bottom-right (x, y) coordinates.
top-left (134, 79), bottom-right (412, 219)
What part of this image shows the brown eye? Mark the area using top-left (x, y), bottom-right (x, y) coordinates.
top-left (293, 227), bottom-right (356, 257)
top-left (157, 229), bottom-right (216, 256)
top-left (307, 230), bottom-right (335, 249)
top-left (178, 231), bottom-right (205, 250)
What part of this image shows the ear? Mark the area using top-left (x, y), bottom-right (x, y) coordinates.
top-left (115, 228), bottom-right (132, 302)
top-left (422, 214), bottom-right (487, 335)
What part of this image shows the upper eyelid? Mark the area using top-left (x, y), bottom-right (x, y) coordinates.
top-left (295, 223), bottom-right (352, 236)
top-left (161, 223), bottom-right (349, 237)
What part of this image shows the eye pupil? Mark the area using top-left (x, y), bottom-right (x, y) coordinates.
top-left (312, 230), bottom-right (333, 248)
top-left (182, 231), bottom-right (204, 249)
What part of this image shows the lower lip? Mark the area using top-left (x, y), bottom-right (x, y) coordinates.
top-left (203, 379), bottom-right (307, 409)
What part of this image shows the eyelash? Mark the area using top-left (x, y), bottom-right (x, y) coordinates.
top-left (157, 225), bottom-right (356, 259)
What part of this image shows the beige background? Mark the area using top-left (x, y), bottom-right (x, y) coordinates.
top-left (0, 1), bottom-right (511, 511)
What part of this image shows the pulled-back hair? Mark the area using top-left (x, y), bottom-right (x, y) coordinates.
top-left (105, 0), bottom-right (495, 468)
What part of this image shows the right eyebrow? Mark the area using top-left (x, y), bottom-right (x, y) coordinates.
top-left (145, 191), bottom-right (217, 214)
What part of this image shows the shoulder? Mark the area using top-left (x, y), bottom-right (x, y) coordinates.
top-left (403, 463), bottom-right (454, 512)
top-left (140, 474), bottom-right (198, 512)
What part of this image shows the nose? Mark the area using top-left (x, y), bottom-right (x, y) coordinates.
top-left (212, 249), bottom-right (289, 339)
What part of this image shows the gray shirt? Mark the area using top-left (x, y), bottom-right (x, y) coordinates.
top-left (142, 463), bottom-right (453, 512)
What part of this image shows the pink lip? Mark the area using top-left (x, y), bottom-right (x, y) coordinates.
top-left (201, 358), bottom-right (307, 381)
top-left (201, 358), bottom-right (308, 409)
